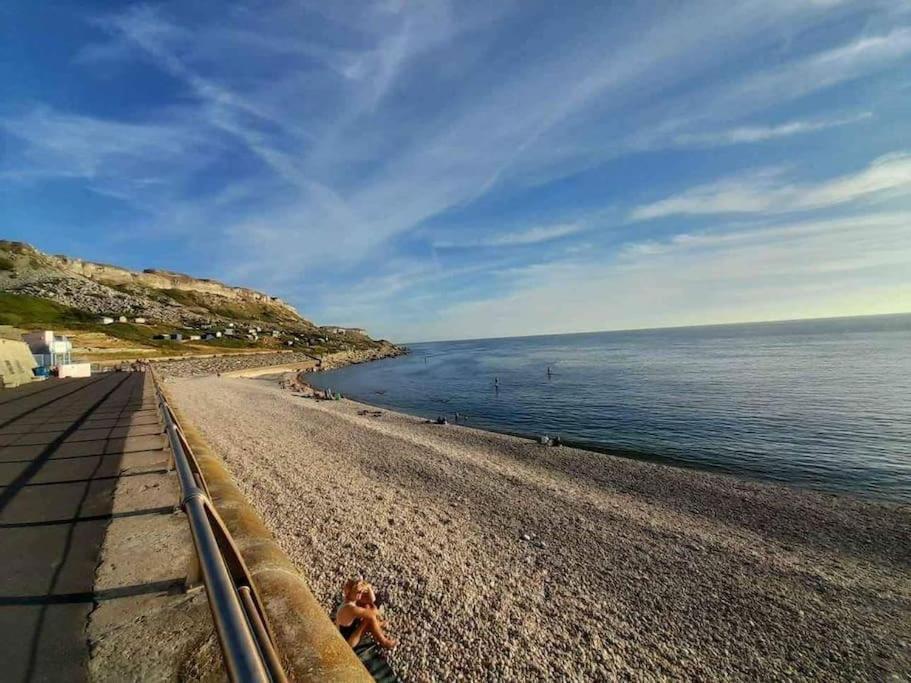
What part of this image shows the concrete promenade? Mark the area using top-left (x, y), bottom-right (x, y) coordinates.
top-left (0, 373), bottom-right (169, 682)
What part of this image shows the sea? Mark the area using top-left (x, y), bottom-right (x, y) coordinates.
top-left (306, 314), bottom-right (911, 503)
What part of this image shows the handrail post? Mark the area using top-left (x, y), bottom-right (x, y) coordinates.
top-left (185, 552), bottom-right (203, 592)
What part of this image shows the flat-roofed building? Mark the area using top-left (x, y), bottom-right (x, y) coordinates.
top-left (23, 330), bottom-right (72, 367)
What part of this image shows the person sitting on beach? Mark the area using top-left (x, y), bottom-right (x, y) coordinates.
top-left (335, 579), bottom-right (397, 649)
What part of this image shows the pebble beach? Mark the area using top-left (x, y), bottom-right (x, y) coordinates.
top-left (167, 375), bottom-right (911, 681)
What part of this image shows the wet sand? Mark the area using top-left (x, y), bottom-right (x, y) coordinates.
top-left (167, 375), bottom-right (911, 682)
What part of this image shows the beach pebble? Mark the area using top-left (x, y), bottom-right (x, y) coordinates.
top-left (166, 374), bottom-right (911, 683)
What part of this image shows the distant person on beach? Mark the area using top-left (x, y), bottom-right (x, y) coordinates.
top-left (335, 579), bottom-right (397, 649)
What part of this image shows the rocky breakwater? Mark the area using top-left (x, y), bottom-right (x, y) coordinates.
top-left (156, 343), bottom-right (404, 380)
top-left (155, 352), bottom-right (319, 379)
top-left (311, 343), bottom-right (406, 372)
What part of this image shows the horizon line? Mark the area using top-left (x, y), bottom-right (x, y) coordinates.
top-left (402, 310), bottom-right (911, 345)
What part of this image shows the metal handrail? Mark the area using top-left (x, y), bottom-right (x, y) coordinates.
top-left (152, 372), bottom-right (288, 683)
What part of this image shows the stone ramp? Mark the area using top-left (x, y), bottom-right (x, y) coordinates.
top-left (0, 373), bottom-right (168, 682)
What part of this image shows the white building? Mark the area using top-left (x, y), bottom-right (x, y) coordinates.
top-left (100, 317), bottom-right (114, 325)
top-left (320, 326), bottom-right (368, 336)
top-left (118, 315), bottom-right (128, 323)
top-left (23, 330), bottom-right (73, 367)
top-left (134, 317), bottom-right (147, 324)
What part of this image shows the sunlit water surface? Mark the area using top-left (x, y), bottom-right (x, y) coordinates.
top-left (307, 315), bottom-right (911, 503)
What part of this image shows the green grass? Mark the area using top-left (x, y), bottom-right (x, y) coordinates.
top-left (197, 336), bottom-right (258, 349)
top-left (0, 292), bottom-right (96, 327)
top-left (0, 291), bottom-right (383, 361)
top-left (161, 288), bottom-right (304, 325)
top-left (160, 288), bottom-right (204, 308)
top-left (102, 322), bottom-right (185, 349)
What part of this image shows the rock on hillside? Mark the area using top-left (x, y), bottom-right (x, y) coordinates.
top-left (0, 240), bottom-right (315, 331)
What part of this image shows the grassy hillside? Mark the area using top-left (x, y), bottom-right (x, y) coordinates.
top-left (0, 240), bottom-right (315, 331)
top-left (0, 291), bottom-right (264, 356)
top-left (160, 288), bottom-right (307, 325)
top-left (0, 241), bottom-right (395, 363)
top-left (0, 291), bottom-right (96, 327)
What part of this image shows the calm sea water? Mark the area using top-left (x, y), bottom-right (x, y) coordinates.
top-left (306, 314), bottom-right (911, 503)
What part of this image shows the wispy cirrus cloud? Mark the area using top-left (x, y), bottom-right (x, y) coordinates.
top-left (3, 1), bottom-right (911, 339)
top-left (0, 107), bottom-right (214, 195)
top-left (630, 152), bottom-right (911, 221)
top-left (669, 112), bottom-right (872, 148)
top-left (705, 26), bottom-right (911, 118)
top-left (433, 223), bottom-right (584, 249)
top-left (401, 210), bottom-right (911, 340)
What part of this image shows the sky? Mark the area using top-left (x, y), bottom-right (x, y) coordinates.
top-left (1, 1), bottom-right (910, 342)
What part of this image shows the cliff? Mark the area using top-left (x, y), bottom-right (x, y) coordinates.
top-left (55, 256), bottom-right (299, 317)
top-left (0, 240), bottom-right (312, 330)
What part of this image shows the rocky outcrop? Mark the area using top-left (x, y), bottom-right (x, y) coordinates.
top-left (55, 256), bottom-right (299, 316)
top-left (12, 275), bottom-right (211, 326)
top-left (0, 240), bottom-right (309, 329)
top-left (0, 241), bottom-right (402, 363)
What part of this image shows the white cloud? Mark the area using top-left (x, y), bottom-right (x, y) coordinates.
top-left (398, 211), bottom-right (911, 341)
top-left (0, 107), bottom-right (213, 191)
top-left (708, 26), bottom-right (911, 117)
top-left (433, 223), bottom-right (584, 249)
top-left (630, 152), bottom-right (911, 221)
top-left (175, 3), bottom-right (911, 278)
top-left (6, 1), bottom-right (911, 341)
top-left (670, 113), bottom-right (872, 147)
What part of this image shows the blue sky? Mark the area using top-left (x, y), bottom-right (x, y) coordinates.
top-left (1, 1), bottom-right (910, 341)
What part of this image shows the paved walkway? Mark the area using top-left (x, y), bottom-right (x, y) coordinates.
top-left (0, 373), bottom-right (167, 682)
